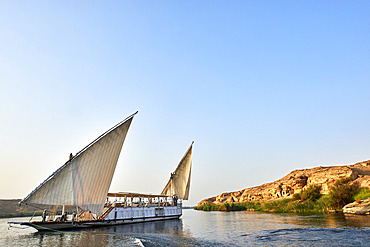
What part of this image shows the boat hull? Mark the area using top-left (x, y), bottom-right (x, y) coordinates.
top-left (18, 215), bottom-right (181, 231)
top-left (15, 206), bottom-right (182, 231)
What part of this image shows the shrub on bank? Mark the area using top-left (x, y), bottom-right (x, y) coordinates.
top-left (301, 185), bottom-right (322, 202)
top-left (194, 203), bottom-right (218, 211)
top-left (327, 178), bottom-right (360, 210)
top-left (292, 185), bottom-right (322, 202)
top-left (354, 188), bottom-right (370, 201)
top-left (315, 194), bottom-right (331, 211)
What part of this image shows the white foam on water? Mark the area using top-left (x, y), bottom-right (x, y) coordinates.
top-left (134, 238), bottom-right (145, 247)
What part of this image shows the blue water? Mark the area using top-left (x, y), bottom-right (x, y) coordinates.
top-left (1, 209), bottom-right (369, 246)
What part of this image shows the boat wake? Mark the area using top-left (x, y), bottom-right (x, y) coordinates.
top-left (133, 238), bottom-right (145, 247)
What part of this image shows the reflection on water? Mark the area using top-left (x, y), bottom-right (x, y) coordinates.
top-left (182, 210), bottom-right (370, 246)
top-left (1, 210), bottom-right (369, 246)
top-left (102, 218), bottom-right (184, 234)
top-left (98, 219), bottom-right (200, 246)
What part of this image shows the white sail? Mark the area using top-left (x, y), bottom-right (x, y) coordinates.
top-left (161, 142), bottom-right (193, 200)
top-left (20, 112), bottom-right (137, 215)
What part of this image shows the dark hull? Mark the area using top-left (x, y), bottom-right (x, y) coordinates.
top-left (18, 214), bottom-right (181, 232)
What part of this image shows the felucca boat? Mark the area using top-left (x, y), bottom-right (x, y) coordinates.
top-left (9, 112), bottom-right (193, 231)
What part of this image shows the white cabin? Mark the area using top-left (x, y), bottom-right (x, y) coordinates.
top-left (102, 192), bottom-right (182, 223)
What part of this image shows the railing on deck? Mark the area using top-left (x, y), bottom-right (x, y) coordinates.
top-left (100, 207), bottom-right (114, 219)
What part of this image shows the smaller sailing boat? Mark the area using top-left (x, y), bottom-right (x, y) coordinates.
top-left (8, 112), bottom-right (194, 231)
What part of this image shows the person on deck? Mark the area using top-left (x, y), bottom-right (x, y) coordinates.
top-left (60, 212), bottom-right (68, 222)
top-left (72, 212), bottom-right (77, 222)
top-left (42, 209), bottom-right (47, 222)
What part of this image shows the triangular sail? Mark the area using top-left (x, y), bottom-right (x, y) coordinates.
top-left (161, 142), bottom-right (193, 200)
top-left (20, 112), bottom-right (137, 216)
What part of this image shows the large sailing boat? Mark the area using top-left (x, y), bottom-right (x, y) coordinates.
top-left (9, 112), bottom-right (194, 231)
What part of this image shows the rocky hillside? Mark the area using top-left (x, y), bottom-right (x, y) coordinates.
top-left (198, 160), bottom-right (370, 206)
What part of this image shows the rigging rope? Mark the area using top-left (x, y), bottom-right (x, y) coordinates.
top-left (29, 211), bottom-right (37, 222)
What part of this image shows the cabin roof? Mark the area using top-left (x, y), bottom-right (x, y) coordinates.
top-left (107, 192), bottom-right (170, 198)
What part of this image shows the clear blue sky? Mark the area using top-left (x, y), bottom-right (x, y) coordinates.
top-left (0, 1), bottom-right (369, 206)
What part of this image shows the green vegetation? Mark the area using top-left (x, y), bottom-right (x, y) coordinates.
top-left (194, 200), bottom-right (327, 214)
top-left (195, 181), bottom-right (367, 214)
top-left (353, 187), bottom-right (370, 201)
top-left (326, 178), bottom-right (360, 210)
top-left (292, 184), bottom-right (322, 202)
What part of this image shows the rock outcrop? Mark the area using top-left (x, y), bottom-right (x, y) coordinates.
top-left (198, 160), bottom-right (370, 206)
top-left (343, 198), bottom-right (370, 215)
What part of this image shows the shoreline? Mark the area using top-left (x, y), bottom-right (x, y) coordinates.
top-left (194, 199), bottom-right (330, 214)
top-left (0, 212), bottom-right (42, 219)
top-left (195, 184), bottom-right (370, 215)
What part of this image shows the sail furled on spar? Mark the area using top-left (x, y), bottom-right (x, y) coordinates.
top-left (161, 142), bottom-right (193, 200)
top-left (20, 112), bottom-right (138, 216)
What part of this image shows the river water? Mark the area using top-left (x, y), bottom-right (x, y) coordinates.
top-left (1, 209), bottom-right (369, 246)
